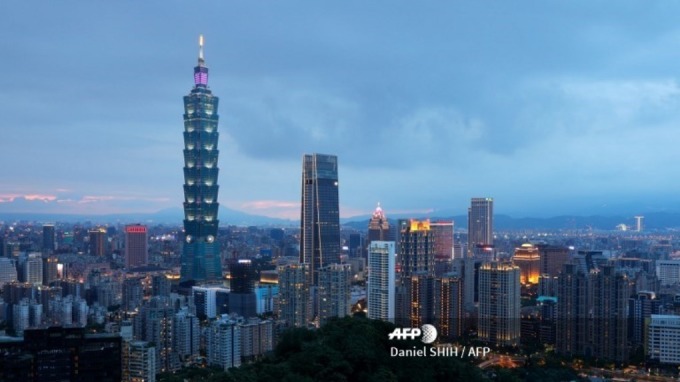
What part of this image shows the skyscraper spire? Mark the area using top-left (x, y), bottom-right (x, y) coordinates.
top-left (372, 202), bottom-right (385, 220)
top-left (198, 34), bottom-right (205, 65)
top-left (194, 34), bottom-right (209, 87)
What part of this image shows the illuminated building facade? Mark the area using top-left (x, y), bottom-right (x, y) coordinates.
top-left (657, 260), bottom-right (680, 286)
top-left (0, 258), bottom-right (17, 286)
top-left (435, 274), bottom-right (463, 340)
top-left (173, 307), bottom-right (200, 362)
top-left (367, 241), bottom-right (395, 322)
top-left (367, 203), bottom-right (393, 254)
top-left (206, 315), bottom-right (241, 370)
top-left (180, 35), bottom-right (222, 283)
top-left (478, 261), bottom-right (521, 346)
top-left (139, 297), bottom-right (180, 373)
top-left (317, 263), bottom-right (352, 324)
top-left (23, 254), bottom-right (43, 285)
top-left (125, 224), bottom-right (148, 269)
top-left (192, 285), bottom-right (229, 320)
top-left (512, 243), bottom-right (540, 284)
top-left (408, 273), bottom-right (435, 328)
top-left (239, 317), bottom-right (274, 363)
top-left (277, 263), bottom-right (312, 327)
top-left (300, 153), bottom-right (340, 285)
top-left (403, 271), bottom-right (463, 337)
top-left (647, 315), bottom-right (680, 365)
top-left (398, 219), bottom-right (435, 278)
top-left (395, 220), bottom-right (435, 326)
top-left (124, 340), bottom-right (156, 382)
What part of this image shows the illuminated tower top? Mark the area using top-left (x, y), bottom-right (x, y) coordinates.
top-left (194, 34), bottom-right (209, 87)
top-left (372, 203), bottom-right (385, 220)
top-left (368, 202), bottom-right (390, 238)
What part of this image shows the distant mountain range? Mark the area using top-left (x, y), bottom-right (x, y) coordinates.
top-left (2, 208), bottom-right (680, 230)
top-left (0, 207), bottom-right (296, 227)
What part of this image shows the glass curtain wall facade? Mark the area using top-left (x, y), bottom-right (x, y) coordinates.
top-left (300, 153), bottom-right (340, 284)
top-left (468, 197), bottom-right (494, 258)
top-left (180, 36), bottom-right (222, 282)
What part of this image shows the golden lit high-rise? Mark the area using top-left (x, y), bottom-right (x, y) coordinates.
top-left (398, 219), bottom-right (435, 277)
top-left (478, 261), bottom-right (521, 347)
top-left (395, 219), bottom-right (435, 327)
top-left (512, 243), bottom-right (540, 284)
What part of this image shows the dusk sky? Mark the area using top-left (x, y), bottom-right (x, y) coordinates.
top-left (3, 2), bottom-right (680, 220)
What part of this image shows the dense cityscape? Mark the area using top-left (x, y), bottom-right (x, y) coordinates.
top-left (1, 34), bottom-right (680, 382)
top-left (4, 201), bottom-right (680, 381)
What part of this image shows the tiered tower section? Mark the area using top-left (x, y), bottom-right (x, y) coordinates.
top-left (181, 35), bottom-right (221, 282)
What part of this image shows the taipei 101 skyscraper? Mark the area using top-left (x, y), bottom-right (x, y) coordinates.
top-left (180, 35), bottom-right (222, 283)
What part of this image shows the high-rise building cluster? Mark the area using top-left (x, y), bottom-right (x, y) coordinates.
top-left (0, 36), bottom-right (280, 381)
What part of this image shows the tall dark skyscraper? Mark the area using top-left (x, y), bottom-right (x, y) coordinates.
top-left (42, 224), bottom-right (56, 254)
top-left (467, 197), bottom-right (493, 259)
top-left (229, 259), bottom-right (255, 294)
top-left (228, 259), bottom-right (257, 318)
top-left (300, 153), bottom-right (340, 284)
top-left (180, 35), bottom-right (222, 283)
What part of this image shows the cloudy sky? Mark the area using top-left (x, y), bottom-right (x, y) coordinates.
top-left (2, 2), bottom-right (680, 220)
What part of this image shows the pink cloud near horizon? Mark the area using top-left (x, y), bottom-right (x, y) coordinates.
top-left (0, 193), bottom-right (173, 214)
top-left (0, 194), bottom-right (57, 203)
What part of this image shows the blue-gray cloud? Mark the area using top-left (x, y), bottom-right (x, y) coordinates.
top-left (3, 2), bottom-right (680, 218)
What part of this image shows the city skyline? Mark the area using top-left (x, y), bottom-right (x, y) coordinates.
top-left (4, 3), bottom-right (680, 220)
